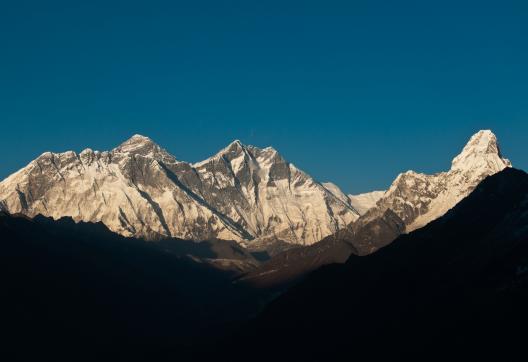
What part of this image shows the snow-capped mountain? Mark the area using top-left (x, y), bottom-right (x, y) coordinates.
top-left (350, 129), bottom-right (512, 254)
top-left (188, 141), bottom-right (359, 245)
top-left (0, 135), bottom-right (359, 245)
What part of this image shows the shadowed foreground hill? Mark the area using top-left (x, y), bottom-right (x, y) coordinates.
top-left (233, 168), bottom-right (528, 361)
top-left (0, 214), bottom-right (263, 361)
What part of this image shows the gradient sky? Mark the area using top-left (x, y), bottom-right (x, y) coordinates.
top-left (1, 1), bottom-right (527, 193)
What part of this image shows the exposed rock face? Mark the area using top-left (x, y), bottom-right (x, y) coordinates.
top-left (0, 136), bottom-right (359, 245)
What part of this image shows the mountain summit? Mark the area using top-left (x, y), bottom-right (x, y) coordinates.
top-left (114, 134), bottom-right (160, 153)
top-left (451, 130), bottom-right (511, 172)
top-left (0, 137), bottom-right (358, 245)
top-left (113, 134), bottom-right (177, 161)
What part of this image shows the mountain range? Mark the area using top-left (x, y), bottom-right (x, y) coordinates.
top-left (0, 135), bottom-right (359, 247)
top-left (0, 130), bottom-right (510, 255)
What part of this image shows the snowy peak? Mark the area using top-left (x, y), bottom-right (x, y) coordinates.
top-left (113, 134), bottom-right (170, 159)
top-left (219, 139), bottom-right (245, 157)
top-left (451, 130), bottom-right (511, 172)
top-left (193, 140), bottom-right (282, 170)
top-left (116, 134), bottom-right (155, 149)
top-left (193, 140), bottom-right (248, 167)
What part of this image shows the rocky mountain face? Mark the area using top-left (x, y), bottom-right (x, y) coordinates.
top-left (0, 136), bottom-right (359, 246)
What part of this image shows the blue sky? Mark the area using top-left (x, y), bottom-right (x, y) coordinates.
top-left (1, 1), bottom-right (527, 193)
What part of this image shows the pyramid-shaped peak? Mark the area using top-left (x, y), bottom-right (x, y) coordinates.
top-left (218, 139), bottom-right (252, 159)
top-left (113, 134), bottom-right (169, 158)
top-left (192, 140), bottom-right (284, 168)
top-left (226, 139), bottom-right (244, 150)
top-left (467, 129), bottom-right (497, 146)
top-left (225, 138), bottom-right (277, 155)
top-left (451, 130), bottom-right (511, 172)
top-left (124, 134), bottom-right (155, 144)
top-left (222, 139), bottom-right (281, 155)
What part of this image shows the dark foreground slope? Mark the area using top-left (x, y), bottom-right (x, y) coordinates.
top-left (239, 208), bottom-right (403, 288)
top-left (0, 214), bottom-right (263, 361)
top-left (232, 168), bottom-right (528, 361)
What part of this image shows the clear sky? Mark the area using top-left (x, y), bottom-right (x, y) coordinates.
top-left (1, 0), bottom-right (527, 193)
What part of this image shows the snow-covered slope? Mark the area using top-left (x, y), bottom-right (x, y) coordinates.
top-left (321, 183), bottom-right (386, 216)
top-left (348, 191), bottom-right (386, 215)
top-left (322, 182), bottom-right (355, 206)
top-left (0, 136), bottom-right (359, 245)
